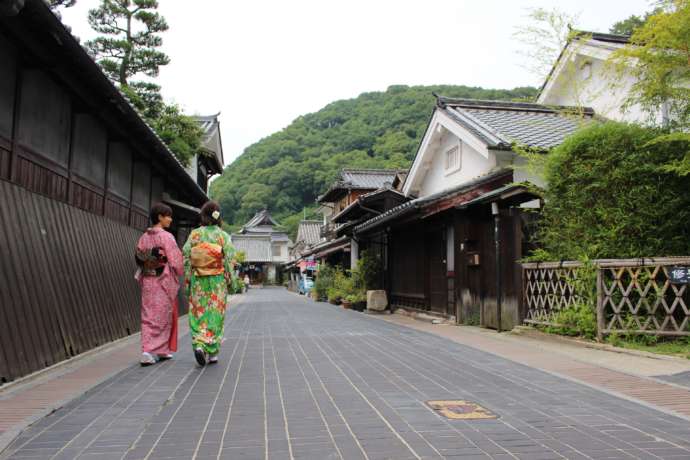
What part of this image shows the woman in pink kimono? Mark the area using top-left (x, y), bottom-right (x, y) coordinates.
top-left (135, 202), bottom-right (183, 366)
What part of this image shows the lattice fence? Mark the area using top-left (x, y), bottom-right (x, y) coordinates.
top-left (523, 258), bottom-right (690, 340)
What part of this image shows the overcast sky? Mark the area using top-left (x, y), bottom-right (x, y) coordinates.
top-left (60, 0), bottom-right (652, 166)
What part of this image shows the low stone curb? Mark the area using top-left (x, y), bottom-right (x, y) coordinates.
top-left (510, 325), bottom-right (690, 364)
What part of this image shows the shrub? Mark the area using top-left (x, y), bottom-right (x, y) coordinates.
top-left (359, 250), bottom-right (383, 290)
top-left (314, 264), bottom-right (336, 301)
top-left (530, 122), bottom-right (690, 261)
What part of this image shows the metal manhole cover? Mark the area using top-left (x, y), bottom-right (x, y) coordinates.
top-left (427, 400), bottom-right (498, 420)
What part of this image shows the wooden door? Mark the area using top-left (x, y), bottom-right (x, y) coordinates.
top-left (426, 230), bottom-right (447, 314)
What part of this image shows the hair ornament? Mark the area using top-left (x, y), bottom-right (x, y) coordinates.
top-left (212, 210), bottom-right (220, 220)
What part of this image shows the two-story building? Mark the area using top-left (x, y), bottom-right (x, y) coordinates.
top-left (308, 169), bottom-right (402, 268)
top-left (355, 97), bottom-right (594, 329)
top-left (232, 209), bottom-right (291, 284)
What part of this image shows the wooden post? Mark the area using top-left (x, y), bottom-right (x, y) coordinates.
top-left (596, 267), bottom-right (605, 342)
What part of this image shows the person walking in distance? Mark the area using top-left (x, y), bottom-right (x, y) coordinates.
top-left (135, 203), bottom-right (183, 366)
top-left (183, 201), bottom-right (235, 366)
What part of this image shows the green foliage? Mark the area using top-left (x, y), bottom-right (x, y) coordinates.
top-left (210, 84), bottom-right (536, 229)
top-left (609, 7), bottom-right (662, 35)
top-left (120, 81), bottom-right (164, 120)
top-left (545, 303), bottom-right (597, 339)
top-left (313, 264), bottom-right (336, 301)
top-left (607, 334), bottom-right (690, 359)
top-left (611, 1), bottom-right (690, 129)
top-left (231, 276), bottom-right (244, 295)
top-left (87, 0), bottom-right (201, 166)
top-left (530, 122), bottom-right (690, 261)
top-left (541, 261), bottom-right (598, 339)
top-left (512, 7), bottom-right (580, 79)
top-left (233, 250), bottom-right (246, 264)
top-left (358, 250), bottom-right (382, 291)
top-left (149, 103), bottom-right (204, 167)
top-left (86, 0), bottom-right (170, 86)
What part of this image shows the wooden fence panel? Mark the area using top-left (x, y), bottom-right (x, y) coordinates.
top-left (0, 180), bottom-right (143, 383)
top-left (523, 258), bottom-right (690, 339)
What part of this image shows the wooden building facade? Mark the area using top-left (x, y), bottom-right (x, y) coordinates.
top-left (354, 97), bottom-right (592, 330)
top-left (0, 1), bottom-right (209, 383)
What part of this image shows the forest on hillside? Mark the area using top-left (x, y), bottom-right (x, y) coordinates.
top-left (210, 84), bottom-right (537, 238)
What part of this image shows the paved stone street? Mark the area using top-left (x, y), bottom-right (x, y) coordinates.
top-left (4, 288), bottom-right (690, 460)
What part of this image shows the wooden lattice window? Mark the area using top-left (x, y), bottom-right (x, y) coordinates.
top-left (444, 143), bottom-right (461, 174)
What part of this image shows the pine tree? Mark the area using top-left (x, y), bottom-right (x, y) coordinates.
top-left (86, 0), bottom-right (203, 167)
top-left (86, 0), bottom-right (169, 85)
top-left (86, 0), bottom-right (169, 112)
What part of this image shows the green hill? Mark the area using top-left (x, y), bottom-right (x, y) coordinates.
top-left (210, 84), bottom-right (537, 238)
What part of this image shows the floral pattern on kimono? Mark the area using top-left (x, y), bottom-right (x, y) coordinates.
top-left (183, 225), bottom-right (235, 355)
top-left (136, 227), bottom-right (183, 355)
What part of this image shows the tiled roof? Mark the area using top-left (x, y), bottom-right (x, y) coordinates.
top-left (230, 235), bottom-right (272, 262)
top-left (194, 113), bottom-right (224, 171)
top-left (578, 30), bottom-right (630, 45)
top-left (340, 169), bottom-right (400, 189)
top-left (438, 98), bottom-right (595, 150)
top-left (355, 169), bottom-right (512, 233)
top-left (296, 220), bottom-right (322, 246)
top-left (317, 169), bottom-right (402, 203)
top-left (242, 210), bottom-right (281, 231)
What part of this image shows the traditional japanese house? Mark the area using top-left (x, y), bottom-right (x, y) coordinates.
top-left (0, 1), bottom-right (215, 383)
top-left (232, 210), bottom-right (290, 284)
top-left (354, 96), bottom-right (594, 329)
top-left (312, 169), bottom-right (402, 268)
top-left (331, 184), bottom-right (409, 285)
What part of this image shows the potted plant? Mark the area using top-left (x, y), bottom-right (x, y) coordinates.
top-left (342, 294), bottom-right (355, 310)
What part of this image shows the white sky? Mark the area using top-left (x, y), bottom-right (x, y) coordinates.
top-left (60, 0), bottom-right (652, 166)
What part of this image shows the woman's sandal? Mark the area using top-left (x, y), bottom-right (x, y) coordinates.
top-left (194, 348), bottom-right (207, 366)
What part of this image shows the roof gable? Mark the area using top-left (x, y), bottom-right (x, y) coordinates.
top-left (402, 97), bottom-right (594, 196)
top-left (194, 113), bottom-right (224, 172)
top-left (537, 30), bottom-right (630, 103)
top-left (244, 209), bottom-right (279, 229)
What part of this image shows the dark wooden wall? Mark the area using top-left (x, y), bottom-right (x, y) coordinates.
top-left (0, 30), bottom-right (199, 383)
top-left (0, 31), bottom-right (173, 233)
top-left (389, 222), bottom-right (428, 311)
top-left (0, 180), bottom-right (142, 384)
top-left (454, 207), bottom-right (523, 329)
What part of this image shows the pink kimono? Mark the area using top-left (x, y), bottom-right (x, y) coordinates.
top-left (136, 227), bottom-right (183, 355)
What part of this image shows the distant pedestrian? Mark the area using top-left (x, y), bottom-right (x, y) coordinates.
top-left (135, 202), bottom-right (183, 366)
top-left (244, 274), bottom-right (250, 292)
top-left (183, 201), bottom-right (235, 366)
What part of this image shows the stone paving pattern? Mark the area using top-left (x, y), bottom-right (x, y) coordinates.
top-left (4, 289), bottom-right (690, 460)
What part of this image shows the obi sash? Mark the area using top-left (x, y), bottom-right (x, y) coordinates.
top-left (136, 247), bottom-right (166, 276)
top-left (191, 242), bottom-right (224, 276)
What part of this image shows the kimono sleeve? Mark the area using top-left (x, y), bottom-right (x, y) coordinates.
top-left (221, 230), bottom-right (235, 283)
top-left (182, 231), bottom-right (194, 296)
top-left (163, 232), bottom-right (183, 277)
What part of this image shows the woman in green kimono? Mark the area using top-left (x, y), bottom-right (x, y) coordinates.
top-left (183, 201), bottom-right (235, 366)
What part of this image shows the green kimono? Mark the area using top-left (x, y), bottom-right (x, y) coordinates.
top-left (183, 225), bottom-right (235, 355)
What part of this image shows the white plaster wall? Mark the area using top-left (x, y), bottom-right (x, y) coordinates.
top-left (539, 54), bottom-right (662, 124)
top-left (272, 242), bottom-right (290, 263)
top-left (502, 154), bottom-right (547, 189)
top-left (418, 131), bottom-right (496, 197)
